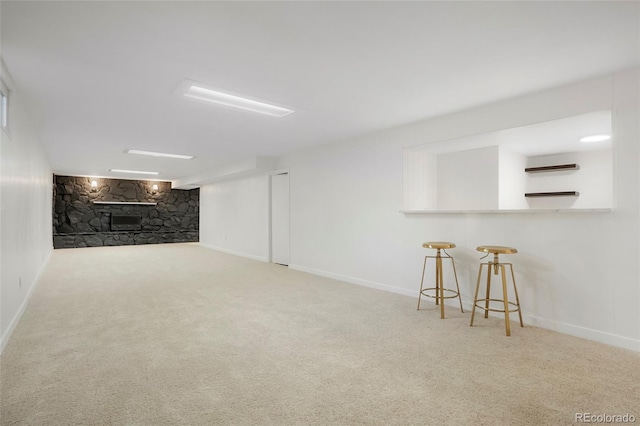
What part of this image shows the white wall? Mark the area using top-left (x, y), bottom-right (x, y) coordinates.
top-left (199, 69), bottom-right (640, 351)
top-left (437, 146), bottom-right (499, 210)
top-left (498, 146), bottom-right (528, 210)
top-left (0, 65), bottom-right (53, 352)
top-left (199, 174), bottom-right (269, 262)
top-left (402, 149), bottom-right (437, 210)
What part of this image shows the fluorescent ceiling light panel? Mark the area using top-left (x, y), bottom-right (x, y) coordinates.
top-left (580, 134), bottom-right (611, 142)
top-left (184, 85), bottom-right (294, 117)
top-left (109, 169), bottom-right (159, 175)
top-left (127, 149), bottom-right (194, 160)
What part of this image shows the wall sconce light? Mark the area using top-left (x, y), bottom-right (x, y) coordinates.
top-left (91, 180), bottom-right (98, 192)
top-left (152, 184), bottom-right (158, 194)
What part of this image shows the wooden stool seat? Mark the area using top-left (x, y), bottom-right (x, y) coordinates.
top-left (470, 245), bottom-right (523, 336)
top-left (417, 241), bottom-right (463, 319)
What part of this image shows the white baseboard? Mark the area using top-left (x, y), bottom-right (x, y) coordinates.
top-left (289, 263), bottom-right (640, 353)
top-left (199, 243), bottom-right (268, 263)
top-left (461, 300), bottom-right (639, 351)
top-left (1, 247), bottom-right (53, 354)
top-left (288, 264), bottom-right (417, 298)
top-left (525, 315), bottom-right (640, 352)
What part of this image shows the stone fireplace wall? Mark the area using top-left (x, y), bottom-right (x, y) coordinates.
top-left (53, 175), bottom-right (199, 249)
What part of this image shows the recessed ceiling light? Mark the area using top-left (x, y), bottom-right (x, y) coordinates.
top-left (184, 84), bottom-right (294, 117)
top-left (126, 149), bottom-right (194, 160)
top-left (580, 134), bottom-right (611, 142)
top-left (109, 169), bottom-right (159, 175)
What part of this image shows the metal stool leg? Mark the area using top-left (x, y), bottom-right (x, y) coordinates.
top-left (509, 264), bottom-right (524, 327)
top-left (500, 264), bottom-right (511, 336)
top-left (484, 262), bottom-right (492, 319)
top-left (470, 263), bottom-right (485, 327)
top-left (437, 254), bottom-right (444, 319)
top-left (417, 255), bottom-right (428, 310)
top-left (434, 254), bottom-right (439, 306)
top-left (449, 256), bottom-right (464, 313)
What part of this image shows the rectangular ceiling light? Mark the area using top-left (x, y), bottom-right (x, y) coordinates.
top-left (184, 85), bottom-right (294, 117)
top-left (109, 169), bottom-right (159, 175)
top-left (126, 149), bottom-right (194, 160)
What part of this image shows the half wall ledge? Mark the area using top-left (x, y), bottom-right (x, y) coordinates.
top-left (399, 208), bottom-right (613, 214)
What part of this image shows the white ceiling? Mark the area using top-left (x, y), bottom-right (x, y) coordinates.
top-left (2, 1), bottom-right (638, 182)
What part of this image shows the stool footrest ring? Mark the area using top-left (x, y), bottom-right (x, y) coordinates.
top-left (421, 288), bottom-right (461, 300)
top-left (473, 298), bottom-right (520, 313)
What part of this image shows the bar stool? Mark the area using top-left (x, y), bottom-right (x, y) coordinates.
top-left (417, 242), bottom-right (464, 319)
top-left (470, 246), bottom-right (523, 336)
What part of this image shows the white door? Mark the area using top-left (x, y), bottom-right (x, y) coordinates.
top-left (271, 173), bottom-right (289, 266)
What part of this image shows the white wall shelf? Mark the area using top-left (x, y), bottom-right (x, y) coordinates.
top-left (92, 201), bottom-right (157, 206)
top-left (524, 191), bottom-right (579, 198)
top-left (525, 163), bottom-right (579, 173)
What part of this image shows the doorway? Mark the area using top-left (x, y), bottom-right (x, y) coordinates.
top-left (270, 172), bottom-right (289, 266)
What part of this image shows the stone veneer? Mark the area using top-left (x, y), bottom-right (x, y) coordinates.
top-left (53, 175), bottom-right (198, 249)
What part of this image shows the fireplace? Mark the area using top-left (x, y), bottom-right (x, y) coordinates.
top-left (111, 214), bottom-right (142, 231)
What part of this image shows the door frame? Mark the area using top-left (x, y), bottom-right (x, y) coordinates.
top-left (268, 169), bottom-right (290, 264)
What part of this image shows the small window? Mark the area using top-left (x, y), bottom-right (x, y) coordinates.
top-left (1, 79), bottom-right (9, 131)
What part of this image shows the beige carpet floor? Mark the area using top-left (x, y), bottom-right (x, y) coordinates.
top-left (1, 243), bottom-right (639, 425)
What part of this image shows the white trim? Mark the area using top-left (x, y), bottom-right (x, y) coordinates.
top-left (1, 247), bottom-right (53, 354)
top-left (290, 263), bottom-right (639, 352)
top-left (288, 264), bottom-right (417, 298)
top-left (525, 315), bottom-right (640, 352)
top-left (461, 300), bottom-right (639, 351)
top-left (267, 168), bottom-right (290, 262)
top-left (199, 243), bottom-right (268, 263)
